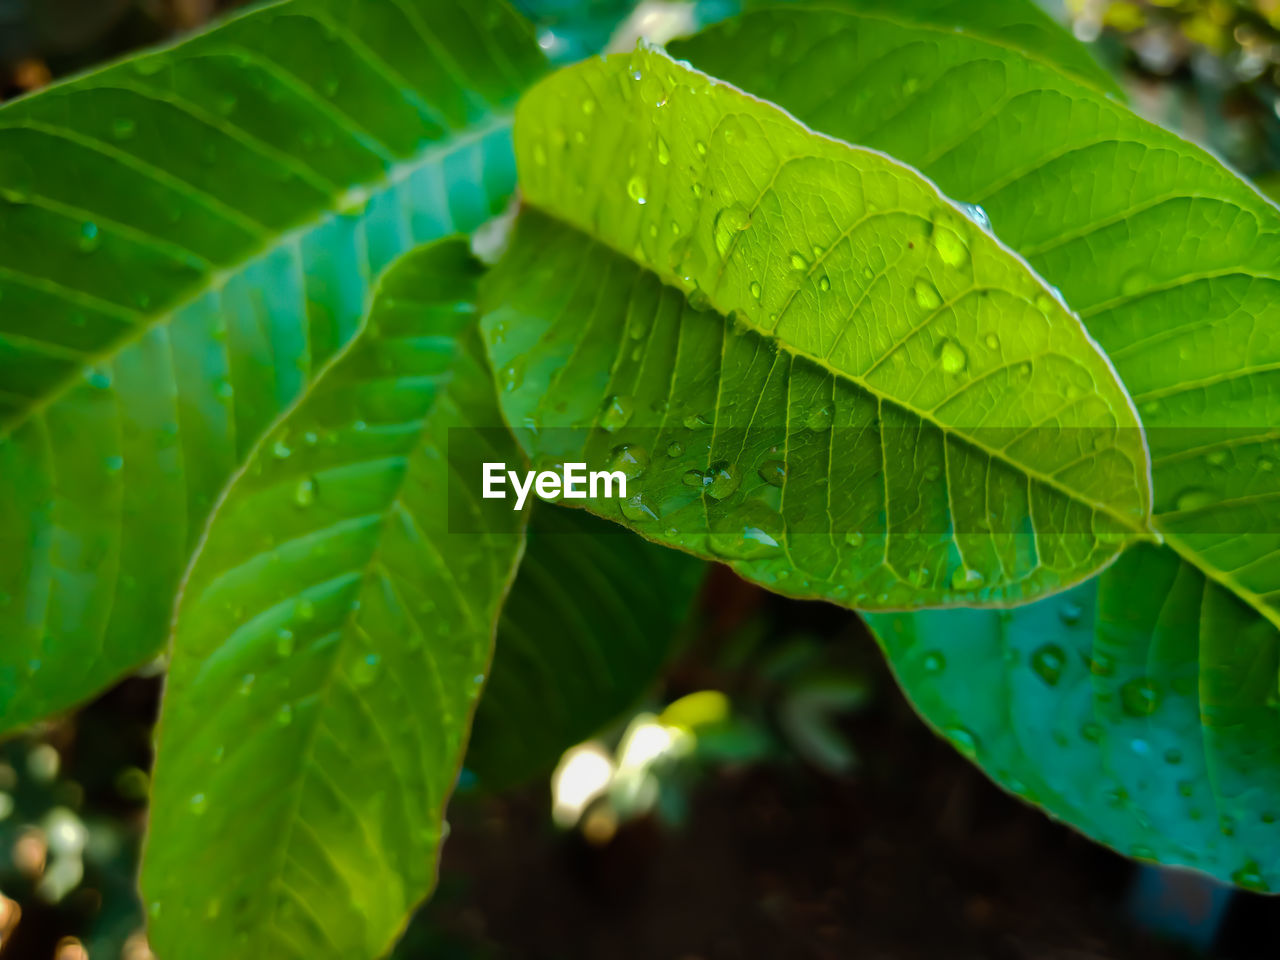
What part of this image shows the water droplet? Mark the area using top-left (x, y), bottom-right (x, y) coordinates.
top-left (105, 454), bottom-right (124, 473)
top-left (958, 203), bottom-right (991, 232)
top-left (938, 340), bottom-right (967, 374)
top-left (1030, 644), bottom-right (1066, 686)
top-left (608, 443), bottom-right (649, 479)
top-left (790, 252), bottom-right (808, 271)
top-left (914, 279), bottom-right (942, 311)
top-left (713, 204), bottom-right (751, 258)
top-left (758, 459), bottom-right (786, 487)
top-left (582, 98), bottom-right (596, 115)
top-left (294, 477), bottom-right (316, 507)
top-left (695, 140), bottom-right (707, 157)
top-left (1163, 748), bottom-right (1183, 765)
top-left (1205, 448), bottom-right (1230, 468)
top-left (272, 439), bottom-right (292, 459)
top-left (931, 223), bottom-right (968, 267)
top-left (944, 726), bottom-right (979, 759)
top-left (704, 460), bottom-right (741, 500)
top-left (627, 175), bottom-right (647, 205)
top-left (275, 703), bottom-right (293, 726)
top-left (683, 412), bottom-right (710, 431)
top-left (600, 395), bottom-right (635, 433)
top-left (818, 275), bottom-right (831, 293)
top-left (1175, 488), bottom-right (1215, 512)
top-left (1232, 862), bottom-right (1269, 892)
top-left (844, 532), bottom-right (864, 548)
top-left (352, 653), bottom-right (381, 686)
top-left (749, 281), bottom-right (762, 300)
top-left (708, 501), bottom-right (785, 560)
top-left (951, 567), bottom-right (984, 591)
top-left (984, 334), bottom-right (999, 350)
top-left (806, 405), bottom-right (833, 432)
top-left (296, 598), bottom-right (315, 621)
top-left (501, 359), bottom-right (525, 392)
top-left (275, 628), bottom-right (295, 658)
top-left (682, 468), bottom-right (706, 489)
top-left (621, 493), bottom-right (659, 523)
top-left (79, 221), bottom-right (100, 253)
top-left (189, 792), bottom-right (208, 815)
top-left (1058, 602), bottom-right (1083, 625)
top-left (667, 441), bottom-right (684, 458)
top-left (922, 650), bottom-right (946, 673)
top-left (1121, 677), bottom-right (1160, 717)
top-left (923, 464), bottom-right (942, 482)
top-left (85, 368), bottom-right (111, 390)
top-left (656, 136), bottom-right (670, 166)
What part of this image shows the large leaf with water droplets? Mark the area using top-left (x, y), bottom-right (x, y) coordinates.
top-left (865, 544), bottom-right (1280, 893)
top-left (482, 45), bottom-right (1151, 610)
top-left (468, 504), bottom-right (706, 789)
top-left (142, 238), bottom-right (526, 959)
top-left (0, 0), bottom-right (545, 734)
top-left (673, 7), bottom-right (1280, 628)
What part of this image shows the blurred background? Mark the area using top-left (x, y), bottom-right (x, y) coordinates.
top-left (1, 1), bottom-right (1280, 958)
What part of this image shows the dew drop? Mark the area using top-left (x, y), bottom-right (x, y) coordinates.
top-left (713, 204), bottom-right (751, 258)
top-left (627, 175), bottom-right (647, 205)
top-left (844, 531), bottom-right (864, 548)
top-left (922, 650), bottom-right (946, 673)
top-left (704, 460), bottom-right (741, 500)
top-left (758, 459), bottom-right (787, 487)
top-left (1175, 488), bottom-right (1215, 512)
top-left (938, 340), bottom-right (967, 374)
top-left (294, 477), bottom-right (316, 507)
top-left (1120, 677), bottom-right (1160, 717)
top-left (931, 223), bottom-right (968, 267)
top-left (600, 395), bottom-right (635, 433)
top-left (656, 136), bottom-right (670, 166)
top-left (608, 443), bottom-right (649, 479)
top-left (275, 628), bottom-right (295, 658)
top-left (789, 252), bottom-right (808, 271)
top-left (944, 726), bottom-right (979, 759)
top-left (1030, 644), bottom-right (1066, 686)
top-left (818, 275), bottom-right (831, 293)
top-left (621, 493), bottom-right (659, 523)
top-left (806, 405), bottom-right (833, 432)
top-left (914, 279), bottom-right (942, 311)
top-left (189, 792), bottom-right (208, 815)
top-left (951, 567), bottom-right (984, 591)
top-left (275, 703), bottom-right (293, 726)
top-left (1058, 601), bottom-right (1083, 625)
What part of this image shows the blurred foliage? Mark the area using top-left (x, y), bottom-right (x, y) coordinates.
top-left (1069, 0), bottom-right (1280, 174)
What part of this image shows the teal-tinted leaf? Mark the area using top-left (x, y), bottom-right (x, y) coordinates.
top-left (483, 45), bottom-right (1151, 610)
top-left (673, 7), bottom-right (1280, 628)
top-left (0, 0), bottom-right (545, 732)
top-left (468, 504), bottom-right (705, 789)
top-left (141, 239), bottom-right (526, 957)
top-left (867, 543), bottom-right (1280, 892)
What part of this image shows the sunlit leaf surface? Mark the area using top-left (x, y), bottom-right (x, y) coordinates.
top-left (483, 45), bottom-right (1151, 611)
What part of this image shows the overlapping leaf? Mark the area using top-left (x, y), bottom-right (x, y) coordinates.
top-left (0, 0), bottom-right (545, 733)
top-left (674, 7), bottom-right (1280, 628)
top-left (483, 45), bottom-right (1151, 610)
top-left (673, 2), bottom-right (1280, 887)
top-left (867, 546), bottom-right (1280, 892)
top-left (142, 239), bottom-right (525, 959)
top-left (468, 504), bottom-right (706, 789)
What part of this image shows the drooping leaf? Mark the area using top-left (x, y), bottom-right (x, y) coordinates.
top-left (141, 239), bottom-right (526, 958)
top-left (673, 7), bottom-right (1280, 628)
top-left (0, 0), bottom-right (545, 733)
top-left (866, 545), bottom-right (1280, 893)
top-left (468, 504), bottom-right (706, 789)
top-left (482, 45), bottom-right (1151, 610)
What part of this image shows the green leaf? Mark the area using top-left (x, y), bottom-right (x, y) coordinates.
top-left (866, 544), bottom-right (1280, 893)
top-left (0, 0), bottom-right (545, 732)
top-left (672, 7), bottom-right (1280, 628)
top-left (482, 45), bottom-right (1151, 610)
top-left (467, 504), bottom-right (705, 789)
top-left (142, 238), bottom-right (525, 957)
top-left (735, 0), bottom-right (1122, 97)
